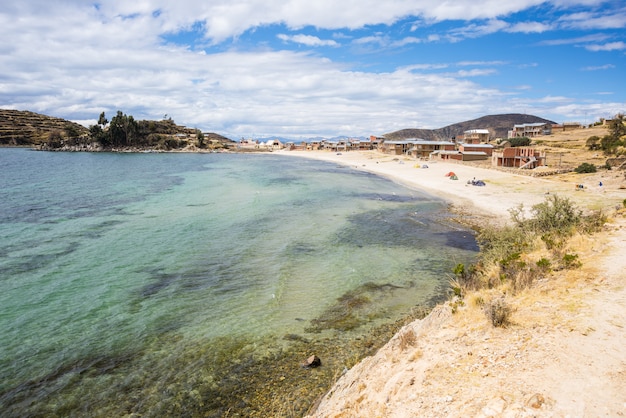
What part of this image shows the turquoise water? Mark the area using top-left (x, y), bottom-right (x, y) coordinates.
top-left (0, 148), bottom-right (477, 416)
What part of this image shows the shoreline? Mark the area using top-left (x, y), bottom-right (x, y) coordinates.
top-left (283, 150), bottom-right (626, 417)
top-left (279, 149), bottom-right (623, 222)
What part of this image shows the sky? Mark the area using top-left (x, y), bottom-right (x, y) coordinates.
top-left (1, 1), bottom-right (625, 139)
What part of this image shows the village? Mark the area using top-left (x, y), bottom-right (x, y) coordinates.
top-left (236, 121), bottom-right (599, 171)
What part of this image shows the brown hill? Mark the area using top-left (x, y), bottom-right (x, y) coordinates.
top-left (0, 109), bottom-right (89, 146)
top-left (0, 109), bottom-right (234, 148)
top-left (385, 113), bottom-right (557, 141)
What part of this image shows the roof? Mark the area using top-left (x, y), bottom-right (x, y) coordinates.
top-left (464, 129), bottom-right (490, 134)
top-left (430, 150), bottom-right (461, 155)
top-left (461, 151), bottom-right (488, 156)
top-left (385, 139), bottom-right (455, 146)
top-left (513, 122), bottom-right (550, 128)
top-left (459, 143), bottom-right (494, 148)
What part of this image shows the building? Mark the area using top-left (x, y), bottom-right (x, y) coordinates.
top-left (458, 143), bottom-right (494, 156)
top-left (463, 129), bottom-right (490, 143)
top-left (508, 123), bottom-right (552, 138)
top-left (408, 140), bottom-right (456, 159)
top-left (380, 140), bottom-right (415, 155)
top-left (492, 147), bottom-right (546, 169)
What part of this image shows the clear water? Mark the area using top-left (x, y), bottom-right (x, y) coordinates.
top-left (0, 148), bottom-right (477, 415)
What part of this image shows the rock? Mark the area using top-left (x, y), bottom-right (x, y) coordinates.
top-left (527, 393), bottom-right (545, 409)
top-left (302, 355), bottom-right (322, 368)
top-left (481, 397), bottom-right (507, 416)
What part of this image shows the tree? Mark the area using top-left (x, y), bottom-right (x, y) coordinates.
top-left (109, 111), bottom-right (138, 146)
top-left (98, 111), bottom-right (108, 127)
top-left (196, 130), bottom-right (205, 148)
top-left (600, 134), bottom-right (621, 154)
top-left (601, 114), bottom-right (626, 154)
top-left (608, 113), bottom-right (626, 139)
top-left (585, 136), bottom-right (600, 150)
top-left (509, 136), bottom-right (531, 147)
top-left (89, 124), bottom-right (107, 145)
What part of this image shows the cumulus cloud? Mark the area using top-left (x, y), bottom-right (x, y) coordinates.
top-left (0, 0), bottom-right (624, 137)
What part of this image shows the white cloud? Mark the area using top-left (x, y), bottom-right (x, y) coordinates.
top-left (446, 19), bottom-right (509, 41)
top-left (540, 33), bottom-right (611, 46)
top-left (456, 69), bottom-right (498, 77)
top-left (559, 9), bottom-right (626, 30)
top-left (585, 42), bottom-right (626, 51)
top-left (0, 0), bottom-right (623, 138)
top-left (277, 34), bottom-right (339, 46)
top-left (507, 21), bottom-right (552, 33)
top-left (392, 37), bottom-right (423, 47)
top-left (582, 64), bottom-right (616, 71)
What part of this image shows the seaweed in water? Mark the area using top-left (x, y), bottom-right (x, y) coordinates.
top-left (306, 282), bottom-right (404, 333)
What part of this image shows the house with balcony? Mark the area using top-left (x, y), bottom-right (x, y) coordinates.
top-left (508, 123), bottom-right (552, 138)
top-left (492, 146), bottom-right (546, 169)
top-left (407, 140), bottom-right (456, 159)
top-left (463, 129), bottom-right (490, 143)
top-left (379, 140), bottom-right (415, 155)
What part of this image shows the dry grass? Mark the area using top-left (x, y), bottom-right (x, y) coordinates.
top-left (397, 328), bottom-right (417, 351)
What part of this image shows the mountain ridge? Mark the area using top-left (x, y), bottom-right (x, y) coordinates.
top-left (384, 113), bottom-right (556, 141)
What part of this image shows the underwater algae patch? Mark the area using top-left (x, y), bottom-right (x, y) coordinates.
top-left (0, 286), bottom-right (434, 417)
top-left (305, 281), bottom-right (405, 333)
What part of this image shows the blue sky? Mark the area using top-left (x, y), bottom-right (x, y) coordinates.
top-left (1, 1), bottom-right (624, 138)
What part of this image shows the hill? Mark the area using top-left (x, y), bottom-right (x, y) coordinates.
top-left (0, 109), bottom-right (234, 150)
top-left (384, 113), bottom-right (557, 141)
top-left (0, 109), bottom-right (89, 146)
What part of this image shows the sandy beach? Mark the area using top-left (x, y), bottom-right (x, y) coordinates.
top-left (279, 150), bottom-right (626, 417)
top-left (281, 150), bottom-right (624, 221)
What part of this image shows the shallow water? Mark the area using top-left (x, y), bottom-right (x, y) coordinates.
top-left (0, 148), bottom-right (477, 416)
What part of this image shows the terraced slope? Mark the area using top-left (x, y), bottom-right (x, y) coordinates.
top-left (0, 109), bottom-right (88, 146)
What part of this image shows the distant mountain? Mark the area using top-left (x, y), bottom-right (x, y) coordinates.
top-left (384, 114), bottom-right (557, 141)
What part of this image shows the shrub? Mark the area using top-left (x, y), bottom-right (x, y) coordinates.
top-left (562, 253), bottom-right (582, 269)
top-left (536, 258), bottom-right (552, 273)
top-left (398, 328), bottom-right (417, 351)
top-left (540, 232), bottom-right (566, 251)
top-left (574, 162), bottom-right (597, 173)
top-left (509, 137), bottom-right (531, 147)
top-left (579, 210), bottom-right (607, 234)
top-left (528, 195), bottom-right (582, 236)
top-left (484, 297), bottom-right (512, 327)
top-left (586, 136), bottom-right (601, 150)
top-left (476, 224), bottom-right (532, 266)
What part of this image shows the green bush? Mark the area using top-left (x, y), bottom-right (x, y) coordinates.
top-left (562, 253), bottom-right (582, 269)
top-left (527, 195), bottom-right (582, 236)
top-left (574, 162), bottom-right (597, 173)
top-left (536, 258), bottom-right (552, 273)
top-left (509, 137), bottom-right (531, 147)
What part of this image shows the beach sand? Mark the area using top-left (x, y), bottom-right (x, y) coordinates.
top-left (282, 150), bottom-right (624, 221)
top-left (279, 150), bottom-right (626, 417)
